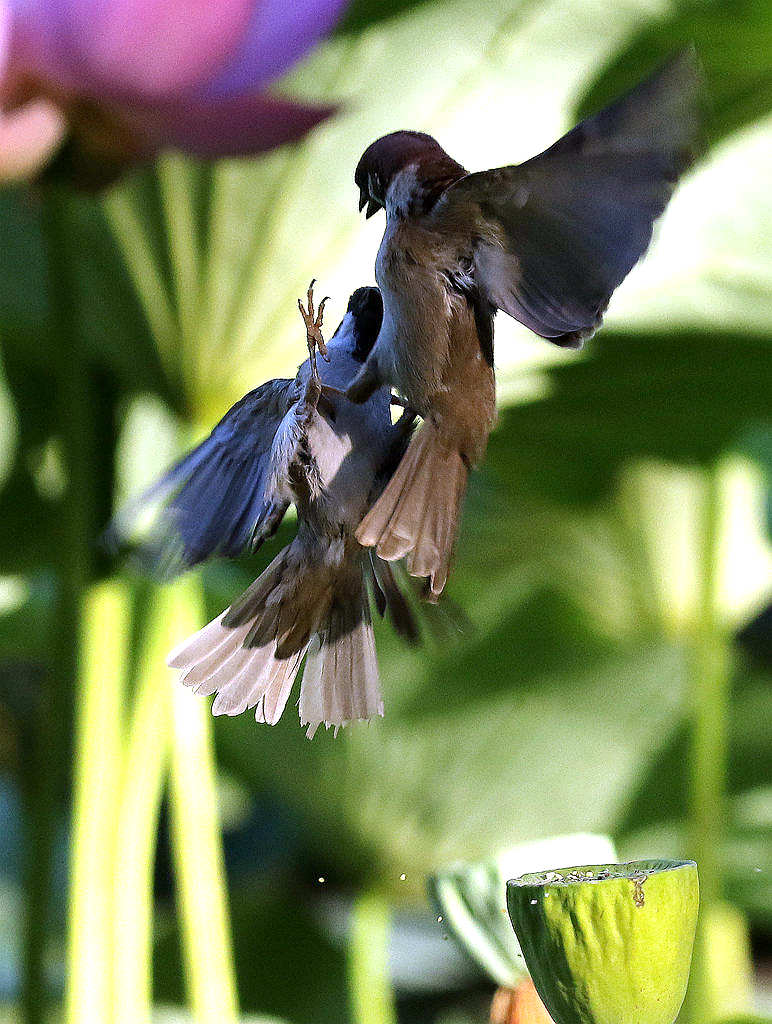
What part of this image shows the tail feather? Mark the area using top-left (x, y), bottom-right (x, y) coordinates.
top-left (167, 611), bottom-right (239, 669)
top-left (256, 648), bottom-right (307, 725)
top-left (356, 421), bottom-right (467, 597)
top-left (369, 555), bottom-right (419, 644)
top-left (166, 543), bottom-right (383, 737)
top-left (223, 553), bottom-right (288, 628)
top-left (210, 644), bottom-right (278, 715)
top-left (173, 618), bottom-right (252, 687)
top-left (419, 451), bottom-right (467, 596)
top-left (300, 593), bottom-right (382, 739)
top-left (189, 644), bottom-right (260, 698)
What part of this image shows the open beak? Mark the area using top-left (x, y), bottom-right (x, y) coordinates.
top-left (358, 188), bottom-right (368, 212)
top-left (365, 198), bottom-right (380, 218)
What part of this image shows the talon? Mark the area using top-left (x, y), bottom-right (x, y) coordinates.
top-left (298, 279), bottom-right (332, 378)
top-left (315, 294), bottom-right (330, 360)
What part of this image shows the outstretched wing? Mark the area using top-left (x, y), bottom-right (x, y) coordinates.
top-left (111, 378), bottom-right (298, 572)
top-left (439, 51), bottom-right (700, 348)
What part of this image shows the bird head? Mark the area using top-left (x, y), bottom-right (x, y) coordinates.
top-left (355, 130), bottom-right (466, 218)
top-left (345, 286), bottom-right (383, 360)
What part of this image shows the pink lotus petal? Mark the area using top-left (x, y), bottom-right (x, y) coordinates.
top-left (204, 0), bottom-right (349, 98)
top-left (0, 96), bottom-right (66, 179)
top-left (0, 2), bottom-right (8, 70)
top-left (129, 90), bottom-right (336, 159)
top-left (11, 0), bottom-right (253, 98)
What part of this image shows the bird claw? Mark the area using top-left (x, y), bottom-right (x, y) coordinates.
top-left (298, 279), bottom-right (330, 382)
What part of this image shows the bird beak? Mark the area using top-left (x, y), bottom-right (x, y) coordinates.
top-left (365, 198), bottom-right (380, 219)
top-left (358, 188), bottom-right (368, 212)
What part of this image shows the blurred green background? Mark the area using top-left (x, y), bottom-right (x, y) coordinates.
top-left (0, 0), bottom-right (770, 1022)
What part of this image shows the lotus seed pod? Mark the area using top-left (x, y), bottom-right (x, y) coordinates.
top-left (506, 860), bottom-right (699, 1024)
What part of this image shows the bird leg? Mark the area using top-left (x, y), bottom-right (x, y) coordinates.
top-left (297, 286), bottom-right (408, 413)
top-left (297, 278), bottom-right (330, 378)
top-left (298, 280), bottom-right (330, 412)
top-left (345, 357), bottom-right (382, 404)
top-left (317, 386), bottom-right (411, 411)
top-left (393, 407), bottom-right (418, 434)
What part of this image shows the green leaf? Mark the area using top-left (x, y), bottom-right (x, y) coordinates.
top-left (717, 1018), bottom-right (772, 1024)
top-left (574, 0), bottom-right (772, 148)
top-left (0, 186), bottom-right (174, 402)
top-left (217, 639), bottom-right (688, 896)
top-left (337, 0), bottom-right (436, 34)
top-left (617, 667), bottom-right (772, 833)
top-left (489, 331), bottom-right (771, 506)
top-left (0, 469), bottom-right (59, 574)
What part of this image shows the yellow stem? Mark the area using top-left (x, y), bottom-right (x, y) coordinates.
top-left (167, 576), bottom-right (239, 1023)
top-left (66, 582), bottom-right (130, 1024)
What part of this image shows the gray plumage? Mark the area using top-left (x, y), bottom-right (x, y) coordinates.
top-left (131, 287), bottom-right (417, 737)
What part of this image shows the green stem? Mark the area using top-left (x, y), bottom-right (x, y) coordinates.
top-left (21, 188), bottom-right (94, 1024)
top-left (113, 585), bottom-right (175, 1024)
top-left (106, 176), bottom-right (238, 1023)
top-left (691, 466), bottom-right (729, 902)
top-left (168, 576), bottom-right (239, 1023)
top-left (682, 464), bottom-right (732, 1023)
top-left (65, 582), bottom-right (130, 1024)
top-left (348, 892), bottom-right (397, 1024)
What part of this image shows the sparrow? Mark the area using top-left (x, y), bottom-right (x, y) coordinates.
top-left (347, 51), bottom-right (700, 597)
top-left (119, 285), bottom-right (418, 737)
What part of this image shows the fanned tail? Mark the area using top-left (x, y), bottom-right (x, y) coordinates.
top-left (166, 542), bottom-right (383, 736)
top-left (355, 420), bottom-right (467, 598)
top-left (300, 586), bottom-right (383, 739)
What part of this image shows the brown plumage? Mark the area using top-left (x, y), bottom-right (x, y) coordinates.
top-left (168, 534), bottom-right (385, 735)
top-left (348, 52), bottom-right (700, 597)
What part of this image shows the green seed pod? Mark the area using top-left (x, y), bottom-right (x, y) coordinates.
top-left (506, 859), bottom-right (699, 1024)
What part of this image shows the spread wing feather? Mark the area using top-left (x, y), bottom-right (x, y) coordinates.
top-left (440, 51), bottom-right (700, 348)
top-left (110, 378), bottom-right (297, 571)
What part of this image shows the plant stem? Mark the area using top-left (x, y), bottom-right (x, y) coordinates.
top-left (348, 891), bottom-right (398, 1024)
top-left (105, 182), bottom-right (238, 1024)
top-left (66, 582), bottom-right (130, 1024)
top-left (682, 463), bottom-right (732, 1023)
top-left (113, 585), bottom-right (174, 1024)
top-left (168, 576), bottom-right (239, 1024)
top-left (21, 188), bottom-right (94, 1024)
top-left (691, 466), bottom-right (730, 903)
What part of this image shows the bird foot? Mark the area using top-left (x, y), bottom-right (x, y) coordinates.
top-left (318, 385), bottom-right (407, 407)
top-left (297, 279), bottom-right (330, 382)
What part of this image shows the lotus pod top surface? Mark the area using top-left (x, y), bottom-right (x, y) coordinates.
top-left (506, 859), bottom-right (699, 1024)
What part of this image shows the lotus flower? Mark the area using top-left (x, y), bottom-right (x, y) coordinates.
top-left (0, 0), bottom-right (347, 184)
